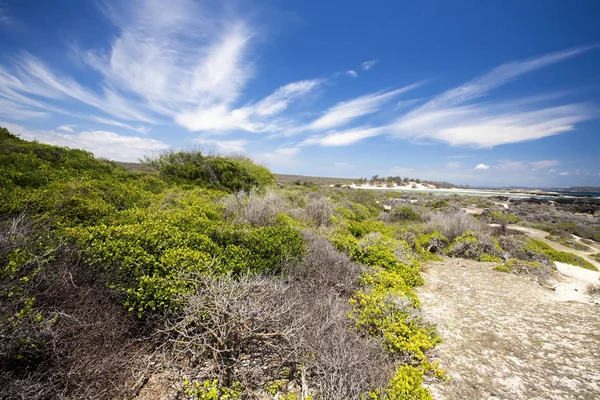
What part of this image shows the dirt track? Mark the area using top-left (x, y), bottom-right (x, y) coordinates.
top-left (418, 258), bottom-right (600, 399)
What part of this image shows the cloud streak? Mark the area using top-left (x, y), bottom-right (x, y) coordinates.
top-left (389, 46), bottom-right (596, 148)
top-left (194, 138), bottom-right (247, 153)
top-left (306, 83), bottom-right (423, 132)
top-left (362, 60), bottom-right (377, 70)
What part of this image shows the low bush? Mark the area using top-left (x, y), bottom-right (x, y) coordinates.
top-left (370, 365), bottom-right (434, 400)
top-left (348, 220), bottom-right (396, 238)
top-left (445, 231), bottom-right (502, 262)
top-left (425, 211), bottom-right (483, 242)
top-left (414, 231), bottom-right (449, 255)
top-left (524, 239), bottom-right (598, 271)
top-left (390, 206), bottom-right (421, 222)
top-left (546, 235), bottom-right (592, 252)
top-left (67, 190), bottom-right (305, 317)
top-left (143, 150), bottom-right (274, 192)
top-left (494, 258), bottom-right (552, 278)
top-left (0, 214), bottom-right (143, 399)
top-left (428, 199), bottom-right (449, 210)
top-left (305, 196), bottom-right (335, 227)
top-left (223, 188), bottom-right (287, 226)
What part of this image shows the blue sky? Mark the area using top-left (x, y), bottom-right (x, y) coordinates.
top-left (1, 0), bottom-right (599, 187)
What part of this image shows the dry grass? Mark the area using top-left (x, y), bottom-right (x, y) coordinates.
top-left (425, 211), bottom-right (484, 241)
top-left (160, 234), bottom-right (393, 399)
top-left (0, 214), bottom-right (149, 399)
top-left (305, 197), bottom-right (335, 227)
top-left (223, 188), bottom-right (287, 226)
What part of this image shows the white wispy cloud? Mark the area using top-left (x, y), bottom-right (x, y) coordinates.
top-left (498, 160), bottom-right (528, 171)
top-left (346, 70), bottom-right (358, 78)
top-left (302, 126), bottom-right (383, 147)
top-left (0, 3), bottom-right (11, 26)
top-left (175, 79), bottom-right (322, 132)
top-left (446, 161), bottom-right (462, 169)
top-left (255, 147), bottom-right (301, 167)
top-left (56, 125), bottom-right (76, 133)
top-left (1, 122), bottom-right (168, 162)
top-left (474, 164), bottom-right (490, 170)
top-left (306, 83), bottom-right (423, 131)
top-left (362, 60), bottom-right (377, 70)
top-left (0, 0), bottom-right (325, 135)
top-left (531, 160), bottom-right (560, 168)
top-left (0, 54), bottom-right (158, 123)
top-left (194, 138), bottom-right (247, 154)
top-left (389, 46), bottom-right (597, 148)
top-left (90, 116), bottom-right (150, 134)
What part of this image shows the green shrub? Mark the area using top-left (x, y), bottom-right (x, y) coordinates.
top-left (445, 231), bottom-right (502, 261)
top-left (414, 232), bottom-right (449, 256)
top-left (390, 206), bottom-right (421, 222)
top-left (494, 258), bottom-right (546, 275)
top-left (429, 199), bottom-right (449, 210)
top-left (143, 150), bottom-right (274, 192)
top-left (486, 211), bottom-right (521, 225)
top-left (333, 230), bottom-right (423, 288)
top-left (546, 235), bottom-right (592, 252)
top-left (524, 239), bottom-right (598, 271)
top-left (348, 220), bottom-right (396, 238)
top-left (67, 190), bottom-right (305, 317)
top-left (182, 379), bottom-right (242, 399)
top-left (370, 365), bottom-right (433, 400)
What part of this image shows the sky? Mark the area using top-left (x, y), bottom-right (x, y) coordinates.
top-left (1, 0), bottom-right (599, 188)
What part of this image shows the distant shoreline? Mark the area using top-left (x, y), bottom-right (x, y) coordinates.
top-left (350, 183), bottom-right (599, 199)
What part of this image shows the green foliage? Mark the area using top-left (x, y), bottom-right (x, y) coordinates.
top-left (390, 206), bottom-right (421, 222)
top-left (182, 379), bottom-right (242, 399)
top-left (532, 222), bottom-right (600, 243)
top-left (494, 258), bottom-right (543, 274)
top-left (0, 128), bottom-right (157, 225)
top-left (592, 253), bottom-right (600, 263)
top-left (370, 365), bottom-right (433, 400)
top-left (480, 253), bottom-right (503, 262)
top-left (546, 235), bottom-right (592, 252)
top-left (143, 150), bottom-right (274, 192)
top-left (428, 199), bottom-right (449, 210)
top-left (337, 201), bottom-right (379, 222)
top-left (445, 231), bottom-right (502, 262)
top-left (334, 230), bottom-right (423, 288)
top-left (333, 218), bottom-right (441, 395)
top-left (524, 239), bottom-right (598, 271)
top-left (487, 211), bottom-right (521, 224)
top-left (348, 220), bottom-right (396, 238)
top-left (67, 189), bottom-right (305, 317)
top-left (414, 232), bottom-right (449, 260)
top-left (350, 268), bottom-right (440, 364)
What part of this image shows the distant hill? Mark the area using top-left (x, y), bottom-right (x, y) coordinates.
top-left (276, 173), bottom-right (356, 186)
top-left (564, 187), bottom-right (600, 193)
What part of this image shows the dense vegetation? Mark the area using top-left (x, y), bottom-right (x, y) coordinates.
top-left (1, 127), bottom-right (598, 399)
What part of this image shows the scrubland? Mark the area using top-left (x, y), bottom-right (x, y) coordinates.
top-left (1, 127), bottom-right (599, 399)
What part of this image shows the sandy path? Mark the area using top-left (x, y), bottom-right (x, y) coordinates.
top-left (418, 259), bottom-right (600, 400)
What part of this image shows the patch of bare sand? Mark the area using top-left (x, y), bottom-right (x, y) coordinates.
top-left (418, 259), bottom-right (600, 400)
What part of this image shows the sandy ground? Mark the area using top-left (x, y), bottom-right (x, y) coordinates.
top-left (418, 257), bottom-right (600, 400)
